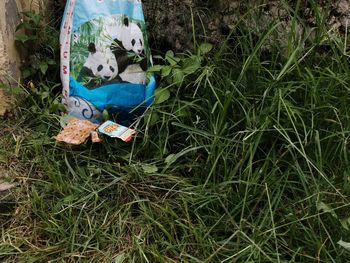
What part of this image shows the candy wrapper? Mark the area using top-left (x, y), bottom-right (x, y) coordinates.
top-left (98, 120), bottom-right (136, 142)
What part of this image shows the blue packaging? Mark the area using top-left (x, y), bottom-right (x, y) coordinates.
top-left (60, 0), bottom-right (156, 123)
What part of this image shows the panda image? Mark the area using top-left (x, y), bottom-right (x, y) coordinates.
top-left (77, 43), bottom-right (121, 89)
top-left (109, 17), bottom-right (148, 84)
top-left (116, 17), bottom-right (145, 55)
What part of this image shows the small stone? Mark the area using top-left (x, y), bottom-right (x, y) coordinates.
top-left (0, 89), bottom-right (12, 117)
top-left (337, 0), bottom-right (350, 14)
top-left (0, 182), bottom-right (17, 192)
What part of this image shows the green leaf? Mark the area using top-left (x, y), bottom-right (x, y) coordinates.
top-left (199, 43), bottom-right (213, 54)
top-left (182, 56), bottom-right (201, 74)
top-left (114, 253), bottom-right (126, 263)
top-left (148, 65), bottom-right (163, 72)
top-left (173, 69), bottom-right (184, 86)
top-left (102, 109), bottom-right (110, 120)
top-left (317, 202), bottom-right (337, 218)
top-left (39, 63), bottom-right (48, 75)
top-left (40, 91), bottom-right (49, 99)
top-left (165, 50), bottom-right (174, 58)
top-left (142, 164), bottom-right (158, 174)
top-left (338, 240), bottom-right (350, 251)
top-left (47, 59), bottom-right (56, 65)
top-left (144, 111), bottom-right (159, 127)
top-left (154, 88), bottom-right (171, 104)
top-left (22, 68), bottom-right (32, 79)
top-left (341, 220), bottom-right (349, 230)
top-left (10, 86), bottom-right (26, 95)
top-left (165, 154), bottom-right (176, 164)
top-left (340, 217), bottom-right (350, 230)
top-left (166, 50), bottom-right (180, 66)
top-left (16, 22), bottom-right (33, 31)
top-left (153, 55), bottom-right (164, 60)
top-left (167, 57), bottom-right (178, 66)
top-left (15, 34), bottom-right (31, 43)
top-left (23, 11), bottom-right (42, 25)
top-left (161, 65), bottom-right (172, 77)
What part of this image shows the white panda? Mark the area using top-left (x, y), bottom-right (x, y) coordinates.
top-left (119, 17), bottom-right (144, 55)
top-left (77, 43), bottom-right (121, 88)
top-left (103, 16), bottom-right (145, 55)
top-left (108, 17), bottom-right (148, 84)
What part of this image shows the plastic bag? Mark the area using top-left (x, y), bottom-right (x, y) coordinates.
top-left (60, 0), bottom-right (156, 123)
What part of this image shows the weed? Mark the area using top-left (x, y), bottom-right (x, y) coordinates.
top-left (15, 11), bottom-right (60, 83)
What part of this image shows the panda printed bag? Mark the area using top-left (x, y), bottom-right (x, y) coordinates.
top-left (60, 0), bottom-right (156, 123)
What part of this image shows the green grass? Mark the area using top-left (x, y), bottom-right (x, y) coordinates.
top-left (1, 3), bottom-right (350, 262)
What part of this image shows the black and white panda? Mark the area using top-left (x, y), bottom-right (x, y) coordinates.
top-left (77, 43), bottom-right (121, 89)
top-left (109, 17), bottom-right (148, 84)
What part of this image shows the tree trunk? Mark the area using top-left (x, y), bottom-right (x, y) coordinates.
top-left (0, 0), bottom-right (23, 85)
top-left (0, 0), bottom-right (44, 85)
top-left (0, 0), bottom-right (44, 115)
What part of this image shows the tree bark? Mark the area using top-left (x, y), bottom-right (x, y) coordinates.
top-left (0, 0), bottom-right (43, 85)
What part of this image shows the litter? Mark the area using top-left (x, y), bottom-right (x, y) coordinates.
top-left (60, 0), bottom-right (156, 124)
top-left (55, 118), bottom-right (136, 145)
top-left (55, 118), bottom-right (100, 145)
top-left (98, 120), bottom-right (136, 142)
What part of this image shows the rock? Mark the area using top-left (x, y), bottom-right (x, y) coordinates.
top-left (0, 90), bottom-right (13, 117)
top-left (337, 0), bottom-right (350, 14)
top-left (0, 182), bottom-right (17, 192)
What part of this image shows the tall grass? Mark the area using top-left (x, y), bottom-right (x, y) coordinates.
top-left (1, 2), bottom-right (350, 262)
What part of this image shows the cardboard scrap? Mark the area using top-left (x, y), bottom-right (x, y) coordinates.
top-left (55, 118), bottom-right (100, 145)
top-left (91, 131), bottom-right (101, 143)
